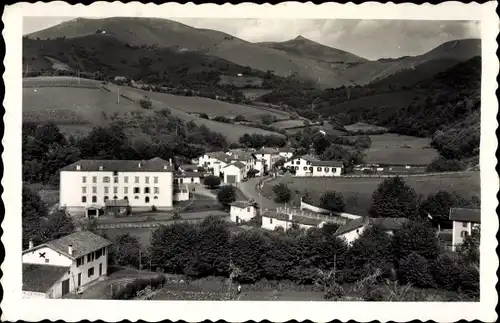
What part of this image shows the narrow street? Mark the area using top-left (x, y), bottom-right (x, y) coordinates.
top-left (238, 176), bottom-right (280, 211)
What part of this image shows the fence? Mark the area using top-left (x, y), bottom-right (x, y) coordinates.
top-left (299, 199), bottom-right (362, 220)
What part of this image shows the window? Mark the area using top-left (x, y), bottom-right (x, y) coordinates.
top-left (303, 167), bottom-right (307, 171)
top-left (461, 231), bottom-right (469, 238)
top-left (92, 176), bottom-right (97, 183)
top-left (307, 161), bottom-right (311, 165)
top-left (174, 179), bottom-right (179, 184)
top-left (295, 166), bottom-right (299, 170)
top-left (124, 196), bottom-right (128, 200)
top-left (145, 176), bottom-right (150, 184)
top-left (104, 196), bottom-right (109, 201)
top-left (135, 176), bottom-right (139, 183)
top-left (247, 207), bottom-right (250, 212)
top-left (92, 186), bottom-right (97, 194)
top-left (332, 168), bottom-right (337, 173)
top-left (82, 176), bottom-right (87, 183)
top-left (45, 259), bottom-right (49, 263)
top-left (270, 218), bottom-right (273, 224)
top-left (82, 196), bottom-right (87, 203)
top-left (87, 254), bottom-right (91, 262)
top-left (103, 247), bottom-right (106, 255)
top-left (317, 167), bottom-right (322, 171)
top-left (309, 167), bottom-right (313, 171)
top-left (113, 187), bottom-right (118, 194)
top-left (154, 176), bottom-right (158, 184)
top-left (88, 267), bottom-right (94, 277)
top-left (179, 179), bottom-right (184, 184)
top-left (145, 187), bottom-right (150, 194)
top-left (82, 187), bottom-right (87, 194)
top-left (296, 161), bottom-right (300, 165)
top-left (124, 176), bottom-right (129, 183)
top-left (154, 196), bottom-right (158, 199)
top-left (77, 257), bottom-right (84, 267)
top-left (134, 196), bottom-right (139, 200)
top-left (114, 177), bottom-right (119, 183)
top-left (462, 222), bottom-right (468, 228)
top-left (134, 187), bottom-right (140, 194)
top-left (113, 195), bottom-right (118, 199)
top-left (104, 187), bottom-right (109, 194)
top-left (145, 196), bottom-right (150, 203)
top-left (124, 187), bottom-right (129, 194)
top-left (324, 168), bottom-right (329, 173)
top-left (113, 171), bottom-right (118, 176)
top-left (103, 176), bottom-right (110, 183)
top-left (154, 187), bottom-right (159, 194)
top-left (191, 178), bottom-right (194, 183)
top-left (92, 196), bottom-right (97, 203)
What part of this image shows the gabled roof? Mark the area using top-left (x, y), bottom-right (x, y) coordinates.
top-left (230, 201), bottom-right (258, 209)
top-left (60, 157), bottom-right (173, 172)
top-left (224, 161), bottom-right (246, 169)
top-left (175, 171), bottom-right (202, 178)
top-left (23, 264), bottom-right (70, 293)
top-left (277, 147), bottom-right (295, 153)
top-left (335, 217), bottom-right (366, 236)
top-left (299, 155), bottom-right (343, 167)
top-left (254, 147), bottom-right (279, 155)
top-left (262, 210), bottom-right (290, 221)
top-left (292, 215), bottom-right (325, 226)
top-left (449, 208), bottom-right (481, 223)
top-left (24, 231), bottom-right (112, 259)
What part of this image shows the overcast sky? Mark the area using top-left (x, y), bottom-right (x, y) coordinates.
top-left (23, 17), bottom-right (480, 60)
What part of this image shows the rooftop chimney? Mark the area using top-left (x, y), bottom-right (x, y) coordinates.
top-left (163, 165), bottom-right (168, 170)
top-left (169, 158), bottom-right (173, 166)
top-left (68, 244), bottom-right (73, 256)
top-left (29, 239), bottom-right (34, 249)
top-left (99, 165), bottom-right (103, 171)
top-left (76, 164), bottom-right (81, 171)
top-left (138, 162), bottom-right (142, 168)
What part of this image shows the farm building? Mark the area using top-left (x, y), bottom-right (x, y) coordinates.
top-left (22, 231), bottom-right (112, 299)
top-left (59, 157), bottom-right (174, 215)
top-left (230, 200), bottom-right (259, 224)
top-left (334, 217), bottom-right (409, 245)
top-left (449, 207), bottom-right (481, 251)
top-left (254, 147), bottom-right (281, 175)
top-left (223, 162), bottom-right (247, 184)
top-left (277, 147), bottom-right (295, 159)
top-left (104, 199), bottom-right (128, 217)
top-left (173, 184), bottom-right (190, 202)
top-left (261, 207), bottom-right (346, 231)
top-left (197, 150), bottom-right (256, 177)
top-left (284, 155), bottom-right (343, 177)
top-left (174, 171), bottom-right (202, 184)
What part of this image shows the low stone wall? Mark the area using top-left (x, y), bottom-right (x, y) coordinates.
top-left (300, 199), bottom-right (361, 220)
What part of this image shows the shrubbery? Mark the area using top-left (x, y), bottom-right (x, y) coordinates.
top-left (398, 252), bottom-right (435, 288)
top-left (112, 275), bottom-right (167, 300)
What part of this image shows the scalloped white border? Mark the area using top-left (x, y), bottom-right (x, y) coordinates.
top-left (2, 1), bottom-right (499, 322)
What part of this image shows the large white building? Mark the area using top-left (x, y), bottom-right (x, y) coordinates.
top-left (284, 155), bottom-right (343, 177)
top-left (254, 147), bottom-right (281, 175)
top-left (449, 207), bottom-right (480, 251)
top-left (22, 231), bottom-right (112, 299)
top-left (197, 150), bottom-right (256, 182)
top-left (60, 157), bottom-right (174, 215)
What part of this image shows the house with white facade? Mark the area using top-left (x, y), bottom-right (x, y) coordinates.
top-left (22, 231), bottom-right (112, 299)
top-left (230, 201), bottom-right (259, 224)
top-left (59, 157), bottom-right (174, 216)
top-left (283, 155), bottom-right (343, 177)
top-left (334, 217), bottom-right (409, 245)
top-left (197, 151), bottom-right (256, 179)
top-left (223, 161), bottom-right (247, 184)
top-left (253, 147), bottom-right (281, 175)
top-left (449, 207), bottom-right (480, 251)
top-left (174, 171), bottom-right (201, 185)
top-left (277, 147), bottom-right (295, 159)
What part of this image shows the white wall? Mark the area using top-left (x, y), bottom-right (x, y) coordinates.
top-left (300, 200), bottom-right (330, 214)
top-left (452, 221), bottom-right (478, 251)
top-left (230, 206), bottom-right (257, 223)
top-left (23, 246), bottom-right (73, 267)
top-left (176, 177), bottom-right (201, 184)
top-left (279, 152), bottom-right (293, 159)
top-left (173, 189), bottom-right (189, 201)
top-left (22, 291), bottom-right (47, 299)
top-left (261, 216), bottom-right (291, 231)
top-left (223, 165), bottom-right (244, 183)
top-left (338, 225), bottom-right (367, 245)
top-left (283, 158), bottom-right (342, 177)
top-left (60, 171), bottom-right (173, 213)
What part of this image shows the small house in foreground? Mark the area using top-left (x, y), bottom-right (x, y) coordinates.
top-left (449, 207), bottom-right (480, 251)
top-left (334, 217), bottom-right (409, 245)
top-left (22, 231), bottom-right (112, 299)
top-left (230, 201), bottom-right (259, 224)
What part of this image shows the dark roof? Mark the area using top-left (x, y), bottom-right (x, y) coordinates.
top-left (230, 201), bottom-right (258, 209)
top-left (60, 157), bottom-right (173, 172)
top-left (300, 155), bottom-right (320, 162)
top-left (292, 215), bottom-right (324, 226)
top-left (254, 148), bottom-right (278, 155)
top-left (262, 210), bottom-right (290, 221)
top-left (37, 231), bottom-right (112, 259)
top-left (105, 199), bottom-right (128, 207)
top-left (23, 264), bottom-right (69, 293)
top-left (335, 217), bottom-right (366, 236)
top-left (449, 208), bottom-right (481, 223)
top-left (225, 161), bottom-right (246, 169)
top-left (278, 147), bottom-right (295, 153)
top-left (310, 160), bottom-right (344, 167)
top-left (335, 217), bottom-right (409, 236)
top-left (179, 164), bottom-right (197, 170)
top-left (175, 171), bottom-right (201, 178)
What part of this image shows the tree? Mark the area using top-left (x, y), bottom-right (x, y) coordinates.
top-left (392, 220), bottom-right (439, 261)
top-left (217, 185), bottom-right (237, 208)
top-left (22, 185), bottom-right (47, 248)
top-left (398, 252), bottom-right (435, 288)
top-left (39, 210), bottom-right (75, 242)
top-left (273, 183), bottom-right (291, 203)
top-left (34, 122), bottom-right (66, 147)
top-left (369, 177), bottom-right (418, 219)
top-left (247, 169), bottom-right (259, 178)
top-left (203, 175), bottom-right (221, 189)
top-left (319, 191), bottom-right (345, 213)
top-left (456, 226), bottom-right (480, 265)
top-left (110, 233), bottom-right (142, 268)
top-left (139, 97), bottom-right (152, 109)
top-left (313, 137), bottom-right (331, 155)
top-left (234, 115), bottom-right (246, 122)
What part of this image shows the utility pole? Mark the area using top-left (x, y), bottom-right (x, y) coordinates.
top-left (117, 87), bottom-right (120, 104)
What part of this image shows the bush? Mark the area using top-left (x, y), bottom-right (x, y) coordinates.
top-left (150, 205), bottom-right (157, 212)
top-left (458, 264), bottom-right (479, 297)
top-left (398, 252), bottom-right (435, 288)
top-left (272, 183), bottom-right (291, 203)
top-left (324, 282), bottom-right (345, 300)
top-left (319, 191), bottom-right (345, 213)
top-left (432, 253), bottom-right (460, 290)
top-left (427, 157), bottom-right (464, 172)
top-left (112, 275), bottom-right (167, 300)
top-left (138, 97), bottom-right (152, 109)
top-left (392, 220), bottom-right (439, 261)
top-left (203, 175), bottom-right (221, 189)
top-left (369, 176), bottom-right (418, 219)
top-left (217, 185), bottom-right (237, 207)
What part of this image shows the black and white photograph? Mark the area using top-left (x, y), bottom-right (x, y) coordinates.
top-left (1, 2), bottom-right (498, 322)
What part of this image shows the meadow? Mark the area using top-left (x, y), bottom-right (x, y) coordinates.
top-left (22, 77), bottom-right (285, 142)
top-left (262, 172), bottom-right (480, 216)
top-left (270, 119), bottom-right (308, 130)
top-left (364, 133), bottom-right (440, 165)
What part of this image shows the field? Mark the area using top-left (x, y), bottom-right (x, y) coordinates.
top-left (240, 89), bottom-right (273, 100)
top-left (270, 119), bottom-right (307, 130)
top-left (263, 172), bottom-right (480, 216)
top-left (22, 77), bottom-right (285, 142)
top-left (345, 122), bottom-right (388, 134)
top-left (364, 133), bottom-right (440, 165)
top-left (218, 75), bottom-right (263, 88)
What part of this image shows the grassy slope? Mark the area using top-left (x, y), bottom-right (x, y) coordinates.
top-left (263, 172), bottom-right (480, 216)
top-left (23, 77), bottom-right (285, 142)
